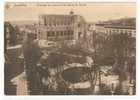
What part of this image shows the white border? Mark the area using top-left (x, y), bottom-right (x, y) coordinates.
top-left (0, 0), bottom-right (140, 100)
top-left (0, 0), bottom-right (4, 97)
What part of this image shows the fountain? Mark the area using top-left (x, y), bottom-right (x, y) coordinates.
top-left (61, 66), bottom-right (94, 94)
top-left (61, 67), bottom-right (91, 83)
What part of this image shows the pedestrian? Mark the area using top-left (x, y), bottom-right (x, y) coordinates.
top-left (23, 33), bottom-right (43, 95)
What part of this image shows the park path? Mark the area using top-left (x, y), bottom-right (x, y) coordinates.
top-left (11, 71), bottom-right (29, 95)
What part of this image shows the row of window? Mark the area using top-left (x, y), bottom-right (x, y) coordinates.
top-left (96, 28), bottom-right (136, 37)
top-left (105, 29), bottom-right (136, 34)
top-left (43, 18), bottom-right (72, 26)
top-left (44, 22), bottom-right (72, 26)
top-left (47, 31), bottom-right (74, 37)
top-left (47, 36), bottom-right (73, 41)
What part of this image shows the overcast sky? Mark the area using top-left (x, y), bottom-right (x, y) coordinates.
top-left (5, 2), bottom-right (136, 22)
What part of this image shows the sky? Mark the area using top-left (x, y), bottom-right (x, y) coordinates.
top-left (5, 2), bottom-right (136, 22)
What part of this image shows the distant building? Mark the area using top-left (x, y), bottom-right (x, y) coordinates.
top-left (94, 18), bottom-right (136, 58)
top-left (95, 18), bottom-right (136, 38)
top-left (8, 21), bottom-right (38, 44)
top-left (104, 25), bottom-right (136, 37)
top-left (95, 24), bottom-right (136, 39)
top-left (37, 11), bottom-right (86, 47)
top-left (95, 23), bottom-right (105, 34)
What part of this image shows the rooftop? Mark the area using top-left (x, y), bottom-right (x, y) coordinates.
top-left (95, 17), bottom-right (136, 29)
top-left (104, 25), bottom-right (136, 29)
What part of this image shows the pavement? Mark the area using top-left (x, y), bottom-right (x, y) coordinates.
top-left (11, 72), bottom-right (29, 95)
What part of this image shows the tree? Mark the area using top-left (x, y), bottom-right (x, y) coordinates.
top-left (14, 25), bottom-right (22, 44)
top-left (4, 22), bottom-right (17, 46)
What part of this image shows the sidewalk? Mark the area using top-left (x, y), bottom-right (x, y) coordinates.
top-left (11, 71), bottom-right (29, 95)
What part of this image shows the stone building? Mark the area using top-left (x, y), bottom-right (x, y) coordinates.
top-left (104, 25), bottom-right (136, 38)
top-left (37, 11), bottom-right (86, 47)
top-left (94, 18), bottom-right (136, 38)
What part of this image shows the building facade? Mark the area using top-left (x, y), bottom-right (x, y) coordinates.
top-left (94, 23), bottom-right (136, 42)
top-left (95, 18), bottom-right (136, 38)
top-left (37, 11), bottom-right (86, 47)
top-left (104, 26), bottom-right (136, 38)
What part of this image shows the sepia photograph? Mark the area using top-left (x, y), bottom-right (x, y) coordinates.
top-left (4, 2), bottom-right (136, 95)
